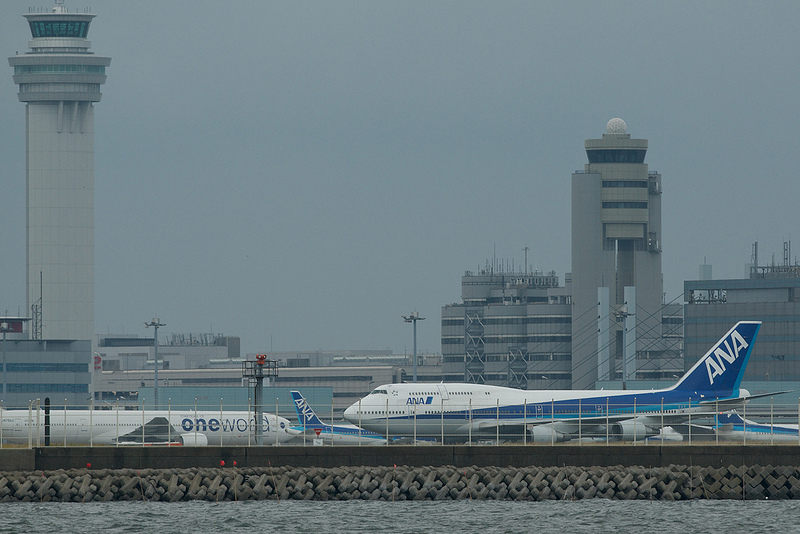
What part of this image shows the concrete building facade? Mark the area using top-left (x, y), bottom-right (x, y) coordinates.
top-left (93, 339), bottom-right (436, 414)
top-left (0, 317), bottom-right (90, 408)
top-left (441, 270), bottom-right (572, 388)
top-left (96, 365), bottom-right (406, 415)
top-left (684, 249), bottom-right (800, 403)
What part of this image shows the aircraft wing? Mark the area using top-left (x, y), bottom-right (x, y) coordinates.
top-left (698, 391), bottom-right (790, 409)
top-left (471, 413), bottom-right (688, 442)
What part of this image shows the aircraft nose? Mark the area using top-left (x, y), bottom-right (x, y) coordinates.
top-left (343, 403), bottom-right (357, 423)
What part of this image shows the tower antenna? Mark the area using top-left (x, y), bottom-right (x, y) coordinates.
top-left (523, 246), bottom-right (529, 274)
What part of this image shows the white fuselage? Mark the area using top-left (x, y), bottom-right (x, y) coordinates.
top-left (716, 418), bottom-right (800, 444)
top-left (291, 422), bottom-right (387, 446)
top-left (0, 408), bottom-right (297, 446)
top-left (344, 382), bottom-right (693, 438)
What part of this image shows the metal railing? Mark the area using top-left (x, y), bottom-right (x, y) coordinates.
top-left (1, 396), bottom-right (799, 448)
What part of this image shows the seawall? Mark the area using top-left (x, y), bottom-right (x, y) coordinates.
top-left (2, 444), bottom-right (800, 472)
top-left (0, 464), bottom-right (799, 502)
top-left (2, 445), bottom-right (800, 502)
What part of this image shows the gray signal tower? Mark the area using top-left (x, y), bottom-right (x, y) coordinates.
top-left (9, 3), bottom-right (110, 340)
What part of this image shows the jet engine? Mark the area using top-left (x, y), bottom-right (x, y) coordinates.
top-left (179, 432), bottom-right (209, 446)
top-left (610, 419), bottom-right (652, 442)
top-left (527, 424), bottom-right (569, 443)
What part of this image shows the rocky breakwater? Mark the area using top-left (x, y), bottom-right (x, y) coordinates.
top-left (1, 464), bottom-right (800, 502)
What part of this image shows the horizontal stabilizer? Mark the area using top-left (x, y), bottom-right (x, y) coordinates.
top-left (699, 390), bottom-right (790, 408)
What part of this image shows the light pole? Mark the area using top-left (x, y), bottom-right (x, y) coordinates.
top-left (242, 355), bottom-right (277, 445)
top-left (0, 322), bottom-right (10, 401)
top-left (144, 318), bottom-right (165, 409)
top-left (402, 312), bottom-right (425, 382)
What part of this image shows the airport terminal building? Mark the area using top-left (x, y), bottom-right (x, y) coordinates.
top-left (684, 248), bottom-right (800, 404)
top-left (441, 270), bottom-right (572, 389)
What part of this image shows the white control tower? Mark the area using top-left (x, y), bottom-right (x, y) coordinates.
top-left (9, 2), bottom-right (110, 340)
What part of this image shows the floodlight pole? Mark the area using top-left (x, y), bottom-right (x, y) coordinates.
top-left (0, 323), bottom-right (10, 402)
top-left (403, 312), bottom-right (425, 383)
top-left (254, 356), bottom-right (265, 444)
top-left (144, 318), bottom-right (165, 409)
top-left (243, 355), bottom-right (277, 445)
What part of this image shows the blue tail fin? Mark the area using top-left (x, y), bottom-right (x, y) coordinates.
top-left (672, 321), bottom-right (761, 397)
top-left (716, 411), bottom-right (746, 426)
top-left (290, 390), bottom-right (325, 427)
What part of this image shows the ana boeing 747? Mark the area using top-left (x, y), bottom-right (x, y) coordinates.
top-left (344, 321), bottom-right (763, 443)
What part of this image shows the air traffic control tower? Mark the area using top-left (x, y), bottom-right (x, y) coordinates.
top-left (9, 3), bottom-right (110, 340)
top-left (571, 119), bottom-right (677, 390)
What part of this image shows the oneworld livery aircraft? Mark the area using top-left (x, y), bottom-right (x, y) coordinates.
top-left (290, 390), bottom-right (386, 445)
top-left (0, 409), bottom-right (298, 446)
top-left (344, 321), bottom-right (762, 443)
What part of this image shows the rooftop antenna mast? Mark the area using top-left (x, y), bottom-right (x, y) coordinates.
top-left (523, 246), bottom-right (529, 275)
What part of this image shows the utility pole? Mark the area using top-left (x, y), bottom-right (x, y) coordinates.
top-left (144, 318), bottom-right (165, 409)
top-left (523, 245), bottom-right (530, 274)
top-left (0, 322), bottom-right (10, 402)
top-left (402, 312), bottom-right (425, 382)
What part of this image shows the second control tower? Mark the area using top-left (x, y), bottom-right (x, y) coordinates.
top-left (571, 119), bottom-right (668, 389)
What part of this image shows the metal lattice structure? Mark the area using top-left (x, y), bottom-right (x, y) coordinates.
top-left (507, 347), bottom-right (528, 389)
top-left (30, 298), bottom-right (41, 340)
top-left (465, 310), bottom-right (485, 384)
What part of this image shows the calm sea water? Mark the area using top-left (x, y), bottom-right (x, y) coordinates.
top-left (1, 500), bottom-right (799, 534)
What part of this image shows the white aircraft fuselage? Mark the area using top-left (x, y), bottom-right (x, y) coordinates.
top-left (0, 408), bottom-right (297, 446)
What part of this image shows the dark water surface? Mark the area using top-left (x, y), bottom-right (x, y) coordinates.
top-left (1, 499), bottom-right (798, 534)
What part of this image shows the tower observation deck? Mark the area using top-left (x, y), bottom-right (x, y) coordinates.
top-left (8, 3), bottom-right (110, 340)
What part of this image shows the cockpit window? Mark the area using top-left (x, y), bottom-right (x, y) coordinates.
top-left (370, 389), bottom-right (388, 395)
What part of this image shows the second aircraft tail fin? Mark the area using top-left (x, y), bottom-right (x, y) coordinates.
top-left (290, 390), bottom-right (326, 428)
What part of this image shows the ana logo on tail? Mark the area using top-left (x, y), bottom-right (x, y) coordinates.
top-left (675, 321), bottom-right (760, 394)
top-left (291, 391), bottom-right (323, 426)
top-left (705, 330), bottom-right (749, 385)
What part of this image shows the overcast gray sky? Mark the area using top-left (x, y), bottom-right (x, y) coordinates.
top-left (1, 1), bottom-right (799, 355)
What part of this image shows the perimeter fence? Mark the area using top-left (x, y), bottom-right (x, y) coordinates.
top-left (1, 396), bottom-right (799, 448)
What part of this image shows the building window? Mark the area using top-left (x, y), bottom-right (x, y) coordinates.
top-left (602, 202), bottom-right (647, 209)
top-left (602, 180), bottom-right (648, 188)
top-left (587, 149), bottom-right (646, 163)
top-left (28, 21), bottom-right (89, 38)
top-left (15, 64), bottom-right (105, 75)
top-left (7, 363), bottom-right (88, 373)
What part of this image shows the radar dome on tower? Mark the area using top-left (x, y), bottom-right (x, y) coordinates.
top-left (606, 118), bottom-right (627, 134)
